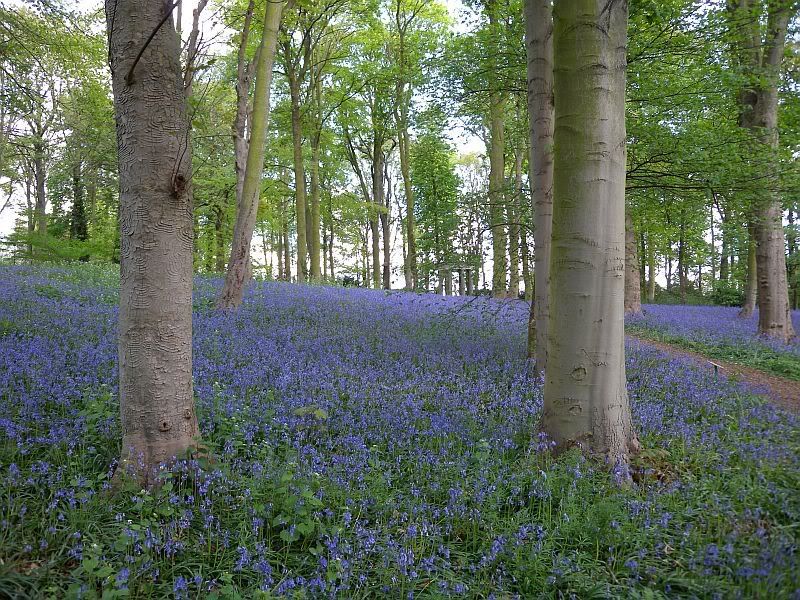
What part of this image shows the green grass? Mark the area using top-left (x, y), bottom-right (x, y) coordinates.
top-left (627, 325), bottom-right (800, 381)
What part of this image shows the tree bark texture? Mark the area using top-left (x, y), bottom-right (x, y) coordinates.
top-left (508, 148), bottom-right (522, 299)
top-left (647, 236), bottom-right (656, 302)
top-left (33, 141), bottom-right (46, 235)
top-left (487, 1), bottom-right (507, 298)
top-left (624, 210), bottom-right (642, 315)
top-left (730, 0), bottom-right (795, 341)
top-left (70, 161), bottom-right (89, 241)
top-left (524, 0), bottom-right (554, 372)
top-left (542, 0), bottom-right (638, 462)
top-left (289, 71), bottom-right (308, 282)
top-left (106, 0), bottom-right (200, 483)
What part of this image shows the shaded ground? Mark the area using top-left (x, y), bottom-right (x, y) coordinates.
top-left (628, 334), bottom-right (800, 415)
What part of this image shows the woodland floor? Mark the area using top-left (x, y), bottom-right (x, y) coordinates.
top-left (628, 333), bottom-right (800, 415)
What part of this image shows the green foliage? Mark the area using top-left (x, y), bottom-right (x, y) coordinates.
top-left (710, 282), bottom-right (745, 307)
top-left (412, 108), bottom-right (460, 286)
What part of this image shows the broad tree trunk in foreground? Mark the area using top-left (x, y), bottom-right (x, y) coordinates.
top-left (542, 0), bottom-right (638, 462)
top-left (218, 0), bottom-right (284, 308)
top-left (524, 0), bottom-right (554, 374)
top-left (107, 0), bottom-right (200, 483)
top-left (624, 210), bottom-right (642, 315)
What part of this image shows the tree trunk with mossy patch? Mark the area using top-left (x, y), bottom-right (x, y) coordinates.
top-left (218, 0), bottom-right (284, 308)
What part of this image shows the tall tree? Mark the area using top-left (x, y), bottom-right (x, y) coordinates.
top-left (541, 0), bottom-right (639, 462)
top-left (106, 0), bottom-right (200, 483)
top-left (728, 0), bottom-right (796, 341)
top-left (486, 0), bottom-right (507, 298)
top-left (219, 0), bottom-right (285, 308)
top-left (524, 0), bottom-right (554, 374)
top-left (624, 209), bottom-right (643, 314)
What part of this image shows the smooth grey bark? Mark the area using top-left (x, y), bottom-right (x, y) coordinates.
top-left (219, 0), bottom-right (284, 308)
top-left (283, 201), bottom-right (291, 280)
top-left (739, 226), bottom-right (757, 318)
top-left (381, 195), bottom-right (391, 289)
top-left (487, 0), bottom-right (507, 298)
top-left (25, 168), bottom-right (33, 256)
top-left (524, 0), bottom-right (554, 373)
top-left (542, 0), bottom-right (639, 462)
top-left (106, 0), bottom-right (200, 483)
top-left (309, 67), bottom-right (323, 282)
top-left (287, 63), bottom-right (308, 282)
top-left (678, 215), bottom-right (687, 304)
top-left (521, 229), bottom-right (532, 302)
top-left (624, 210), bottom-right (642, 315)
top-left (393, 5), bottom-right (417, 290)
top-left (647, 235), bottom-right (656, 302)
top-left (508, 147), bottom-right (522, 299)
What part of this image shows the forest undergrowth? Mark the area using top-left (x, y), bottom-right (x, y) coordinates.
top-left (1, 266), bottom-right (798, 599)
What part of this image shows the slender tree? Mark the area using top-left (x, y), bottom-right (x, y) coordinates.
top-left (219, 0), bottom-right (285, 308)
top-left (624, 210), bottom-right (643, 315)
top-left (106, 0), bottom-right (200, 483)
top-left (541, 0), bottom-right (639, 462)
top-left (486, 0), bottom-right (507, 298)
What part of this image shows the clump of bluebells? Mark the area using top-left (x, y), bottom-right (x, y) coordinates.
top-left (1, 265), bottom-right (798, 598)
top-left (627, 303), bottom-right (800, 379)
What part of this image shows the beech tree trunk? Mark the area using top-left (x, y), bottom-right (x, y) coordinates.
top-left (70, 161), bottom-right (88, 242)
top-left (289, 74), bottom-right (308, 282)
top-left (310, 140), bottom-right (322, 281)
top-left (487, 1), bottom-right (507, 298)
top-left (624, 210), bottom-right (642, 315)
top-left (25, 169), bottom-right (34, 256)
top-left (508, 148), bottom-right (522, 299)
top-left (218, 0), bottom-right (284, 308)
top-left (647, 239), bottom-right (656, 302)
top-left (106, 0), bottom-right (200, 483)
top-left (788, 209), bottom-right (797, 309)
top-left (524, 0), bottom-right (554, 373)
top-left (309, 68), bottom-right (323, 281)
top-left (394, 22), bottom-right (416, 290)
top-left (678, 215), bottom-right (687, 304)
top-left (215, 205), bottom-right (225, 273)
top-left (730, 0), bottom-right (795, 341)
top-left (739, 227), bottom-right (757, 317)
top-left (542, 0), bottom-right (638, 462)
top-left (283, 208), bottom-right (291, 280)
top-left (33, 141), bottom-right (46, 235)
top-left (370, 216), bottom-right (380, 288)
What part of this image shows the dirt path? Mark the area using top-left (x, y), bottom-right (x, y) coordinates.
top-left (627, 334), bottom-right (800, 415)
